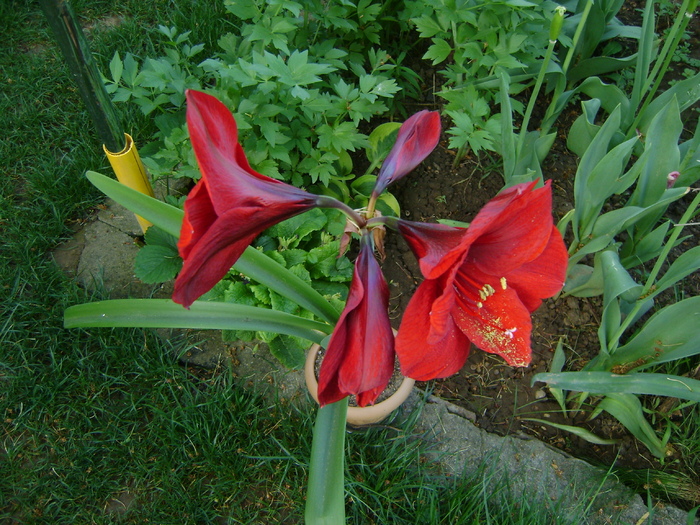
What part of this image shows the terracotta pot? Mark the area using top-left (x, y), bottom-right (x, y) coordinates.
top-left (304, 342), bottom-right (415, 426)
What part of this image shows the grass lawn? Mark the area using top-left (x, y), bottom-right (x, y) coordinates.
top-left (0, 1), bottom-right (614, 522)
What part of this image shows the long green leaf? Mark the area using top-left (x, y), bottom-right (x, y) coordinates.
top-left (86, 171), bottom-right (340, 324)
top-left (596, 394), bottom-right (668, 458)
top-left (305, 398), bottom-right (348, 524)
top-left (533, 371), bottom-right (700, 402)
top-left (87, 170), bottom-right (183, 237)
top-left (522, 419), bottom-right (618, 445)
top-left (608, 296), bottom-right (700, 371)
top-left (64, 299), bottom-right (331, 344)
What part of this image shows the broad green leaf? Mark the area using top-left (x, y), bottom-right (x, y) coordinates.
top-left (266, 208), bottom-right (328, 244)
top-left (109, 52), bottom-right (123, 83)
top-left (366, 122), bottom-right (401, 165)
top-left (424, 38), bottom-right (452, 65)
top-left (596, 394), bottom-right (668, 458)
top-left (376, 192), bottom-right (401, 217)
top-left (412, 16), bottom-right (447, 38)
top-left (608, 296), bottom-right (700, 371)
top-left (350, 174), bottom-right (378, 197)
top-left (534, 371), bottom-right (700, 402)
top-left (134, 245), bottom-right (182, 284)
top-left (269, 334), bottom-right (306, 370)
top-left (64, 299), bottom-right (331, 344)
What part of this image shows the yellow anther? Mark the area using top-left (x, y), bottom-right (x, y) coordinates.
top-left (500, 277), bottom-right (507, 290)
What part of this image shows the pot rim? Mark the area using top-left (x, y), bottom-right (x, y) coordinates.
top-left (304, 342), bottom-right (416, 426)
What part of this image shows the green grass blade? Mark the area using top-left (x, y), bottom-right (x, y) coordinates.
top-left (522, 419), bottom-right (619, 445)
top-left (64, 299), bottom-right (331, 344)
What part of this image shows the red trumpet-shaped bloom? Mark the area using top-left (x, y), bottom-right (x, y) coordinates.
top-left (372, 110), bottom-right (441, 197)
top-left (317, 237), bottom-right (394, 407)
top-left (395, 181), bottom-right (567, 380)
top-left (173, 90), bottom-right (322, 308)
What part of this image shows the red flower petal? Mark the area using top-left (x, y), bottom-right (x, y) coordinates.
top-left (505, 226), bottom-right (568, 312)
top-left (373, 111), bottom-right (441, 196)
top-left (395, 278), bottom-right (471, 380)
top-left (172, 90), bottom-right (321, 308)
top-left (453, 285), bottom-right (533, 367)
top-left (397, 220), bottom-right (467, 279)
top-left (317, 240), bottom-right (394, 407)
top-left (465, 181), bottom-right (554, 275)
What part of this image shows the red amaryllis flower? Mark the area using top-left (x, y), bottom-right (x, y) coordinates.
top-left (371, 110), bottom-right (441, 197)
top-left (173, 90), bottom-right (323, 308)
top-left (395, 181), bottom-right (567, 380)
top-left (317, 237), bottom-right (394, 407)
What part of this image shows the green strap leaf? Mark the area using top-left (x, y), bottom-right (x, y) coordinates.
top-left (64, 299), bottom-right (332, 344)
top-left (305, 398), bottom-right (348, 524)
top-left (533, 371), bottom-right (700, 403)
top-left (608, 296), bottom-right (700, 372)
top-left (87, 171), bottom-right (183, 237)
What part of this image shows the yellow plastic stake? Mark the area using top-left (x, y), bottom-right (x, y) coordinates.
top-left (104, 133), bottom-right (155, 233)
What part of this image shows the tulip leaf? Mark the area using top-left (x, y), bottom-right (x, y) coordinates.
top-left (638, 71), bottom-right (700, 133)
top-left (596, 394), bottom-right (668, 458)
top-left (533, 371), bottom-right (700, 403)
top-left (652, 245), bottom-right (700, 298)
top-left (546, 339), bottom-right (567, 415)
top-left (598, 250), bottom-right (641, 351)
top-left (64, 299), bottom-right (331, 344)
top-left (607, 296), bottom-right (700, 372)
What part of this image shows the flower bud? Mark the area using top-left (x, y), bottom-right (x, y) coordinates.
top-left (549, 6), bottom-right (566, 42)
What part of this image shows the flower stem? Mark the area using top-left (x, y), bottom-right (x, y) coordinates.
top-left (516, 38), bottom-right (557, 159)
top-left (317, 195), bottom-right (367, 228)
top-left (305, 398), bottom-right (348, 524)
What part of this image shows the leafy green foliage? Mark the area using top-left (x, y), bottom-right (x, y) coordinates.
top-left (403, 0), bottom-right (556, 159)
top-left (105, 1), bottom-right (413, 189)
top-left (134, 225), bottom-right (182, 284)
